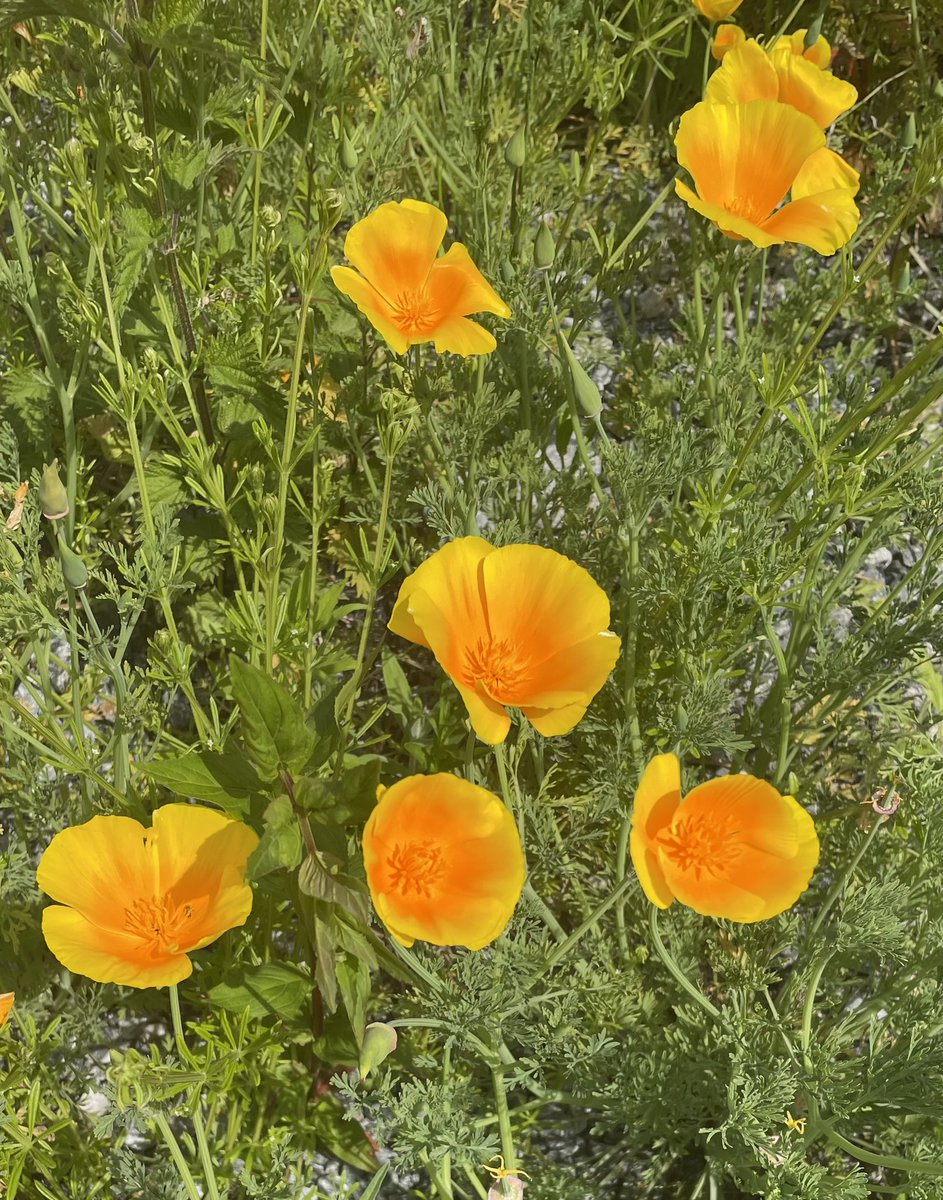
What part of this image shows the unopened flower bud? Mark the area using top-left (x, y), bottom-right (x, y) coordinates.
top-left (711, 23), bottom-right (745, 60)
top-left (560, 337), bottom-right (602, 419)
top-left (39, 460), bottom-right (70, 520)
top-left (359, 1022), bottom-right (397, 1080)
top-left (902, 113), bottom-right (917, 150)
top-left (534, 220), bottom-right (555, 270)
top-left (504, 128), bottom-right (525, 170)
top-left (57, 535), bottom-right (88, 590)
top-left (804, 16), bottom-right (823, 49)
top-left (465, 508), bottom-right (480, 537)
top-left (340, 132), bottom-right (359, 172)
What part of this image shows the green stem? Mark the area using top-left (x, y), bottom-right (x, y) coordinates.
top-left (491, 1067), bottom-right (518, 1174)
top-left (153, 1113), bottom-right (203, 1200)
top-left (807, 806), bottom-right (891, 943)
top-left (648, 906), bottom-right (719, 1021)
top-left (169, 985), bottom-right (221, 1200)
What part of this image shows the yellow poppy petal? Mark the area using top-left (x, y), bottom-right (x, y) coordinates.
top-left (36, 815), bottom-right (157, 930)
top-left (705, 40), bottom-right (779, 106)
top-left (520, 700), bottom-right (588, 737)
top-left (774, 30), bottom-right (832, 70)
top-left (632, 754), bottom-right (683, 841)
top-left (330, 266), bottom-right (409, 354)
top-left (388, 536), bottom-right (493, 650)
top-left (693, 0), bottom-right (744, 17)
top-left (631, 828), bottom-right (676, 908)
top-left (343, 198), bottom-right (447, 303)
top-left (428, 243), bottom-right (512, 318)
top-left (675, 180), bottom-right (784, 247)
top-left (431, 316), bottom-right (498, 356)
top-left (482, 544), bottom-right (614, 657)
top-left (519, 631), bottom-right (621, 709)
top-left (152, 803), bottom-right (259, 899)
top-left (676, 99), bottom-right (825, 219)
top-left (711, 24), bottom-right (746, 61)
top-left (772, 51), bottom-right (857, 127)
top-left (791, 146), bottom-right (860, 199)
top-left (760, 188), bottom-right (860, 255)
top-left (42, 906), bottom-right (193, 989)
top-left (458, 681), bottom-right (513, 743)
top-left (0, 992), bottom-right (13, 1027)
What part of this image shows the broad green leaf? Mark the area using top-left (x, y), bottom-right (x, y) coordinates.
top-left (247, 795), bottom-right (302, 880)
top-left (229, 655), bottom-right (316, 780)
top-left (140, 748), bottom-right (264, 816)
top-left (298, 853), bottom-right (370, 925)
top-left (208, 963), bottom-right (310, 1021)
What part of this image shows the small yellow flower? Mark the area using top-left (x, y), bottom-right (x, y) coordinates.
top-left (37, 805), bottom-right (260, 989)
top-left (785, 1110), bottom-right (808, 1134)
top-left (711, 24), bottom-right (745, 60)
top-left (331, 199), bottom-right (511, 357)
top-left (0, 992), bottom-right (13, 1027)
top-left (773, 29), bottom-right (833, 71)
top-left (693, 0), bottom-right (744, 18)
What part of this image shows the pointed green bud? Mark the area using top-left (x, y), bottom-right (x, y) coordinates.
top-left (500, 259), bottom-right (515, 284)
top-left (340, 131), bottom-right (359, 172)
top-left (901, 113), bottom-right (917, 150)
top-left (39, 459), bottom-right (70, 520)
top-left (57, 535), bottom-right (88, 590)
top-left (534, 220), bottom-right (555, 270)
top-left (804, 16), bottom-right (823, 49)
top-left (465, 507), bottom-right (480, 537)
top-left (560, 337), bottom-right (602, 419)
top-left (359, 1022), bottom-right (397, 1080)
top-left (504, 128), bottom-right (525, 170)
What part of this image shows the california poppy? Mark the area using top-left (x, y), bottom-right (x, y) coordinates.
top-left (330, 199), bottom-right (511, 356)
top-left (0, 992), bottom-right (13, 1027)
top-left (37, 805), bottom-right (259, 989)
top-left (388, 537), bottom-right (621, 744)
top-left (706, 38), bottom-right (856, 128)
top-left (774, 28), bottom-right (833, 71)
top-left (675, 99), bottom-right (860, 254)
top-left (363, 773), bottom-right (525, 950)
top-left (630, 754), bottom-right (820, 922)
top-left (693, 0), bottom-right (744, 18)
top-left (711, 24), bottom-right (745, 61)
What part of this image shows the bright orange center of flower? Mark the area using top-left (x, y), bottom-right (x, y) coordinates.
top-left (386, 841), bottom-right (447, 898)
top-left (124, 896), bottom-right (195, 955)
top-left (655, 815), bottom-right (742, 879)
top-left (392, 289), bottom-right (439, 337)
top-left (463, 637), bottom-right (527, 700)
top-left (724, 194), bottom-right (768, 224)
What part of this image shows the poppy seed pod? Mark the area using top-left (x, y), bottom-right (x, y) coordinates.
top-left (560, 337), bottom-right (603, 419)
top-left (504, 128), bottom-right (526, 169)
top-left (534, 220), bottom-right (555, 270)
top-left (57, 536), bottom-right (89, 590)
top-left (39, 460), bottom-right (69, 520)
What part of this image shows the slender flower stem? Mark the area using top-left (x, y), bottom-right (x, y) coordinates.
top-left (169, 985), bottom-right (222, 1200)
top-left (154, 1113), bottom-right (203, 1200)
top-left (807, 806), bottom-right (892, 943)
top-left (491, 1067), bottom-right (518, 1174)
top-left (799, 954), bottom-right (832, 1074)
top-left (648, 906), bottom-right (720, 1022)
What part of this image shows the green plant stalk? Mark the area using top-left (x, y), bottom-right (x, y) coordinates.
top-left (648, 906), bottom-right (720, 1021)
top-left (491, 1066), bottom-right (518, 1174)
top-left (799, 953), bottom-right (832, 1073)
top-left (250, 0), bottom-right (271, 265)
top-left (807, 808), bottom-right (891, 943)
top-left (153, 1113), bottom-right (203, 1200)
top-left (169, 985), bottom-right (221, 1200)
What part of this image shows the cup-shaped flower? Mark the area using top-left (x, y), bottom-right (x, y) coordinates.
top-left (0, 992), bottom-right (13, 1027)
top-left (630, 754), bottom-right (820, 922)
top-left (675, 99), bottom-right (860, 254)
top-left (362, 774), bottom-right (525, 950)
top-left (330, 199), bottom-right (511, 356)
top-left (706, 38), bottom-right (855, 128)
top-left (37, 805), bottom-right (260, 989)
top-left (693, 0), bottom-right (744, 18)
top-left (388, 537), bottom-right (621, 744)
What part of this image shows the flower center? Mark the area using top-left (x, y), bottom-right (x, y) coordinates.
top-left (463, 637), bottom-right (527, 701)
top-left (724, 194), bottom-right (767, 224)
top-left (124, 896), bottom-right (195, 954)
top-left (386, 841), bottom-right (446, 898)
top-left (655, 815), bottom-right (741, 879)
top-left (392, 289), bottom-right (439, 336)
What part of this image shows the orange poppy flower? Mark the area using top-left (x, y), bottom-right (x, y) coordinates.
top-left (706, 38), bottom-right (856, 128)
top-left (630, 754), bottom-right (820, 922)
top-left (388, 537), bottom-right (621, 744)
top-left (0, 992), bottom-right (13, 1027)
top-left (330, 199), bottom-right (511, 356)
top-left (711, 24), bottom-right (745, 60)
top-left (362, 773), bottom-right (525, 950)
top-left (675, 99), bottom-right (860, 254)
top-left (37, 805), bottom-right (260, 989)
top-left (693, 0), bottom-right (744, 18)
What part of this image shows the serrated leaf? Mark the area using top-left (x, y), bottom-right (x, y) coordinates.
top-left (229, 655), bottom-right (316, 781)
top-left (208, 962), bottom-right (310, 1020)
top-left (140, 748), bottom-right (263, 816)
